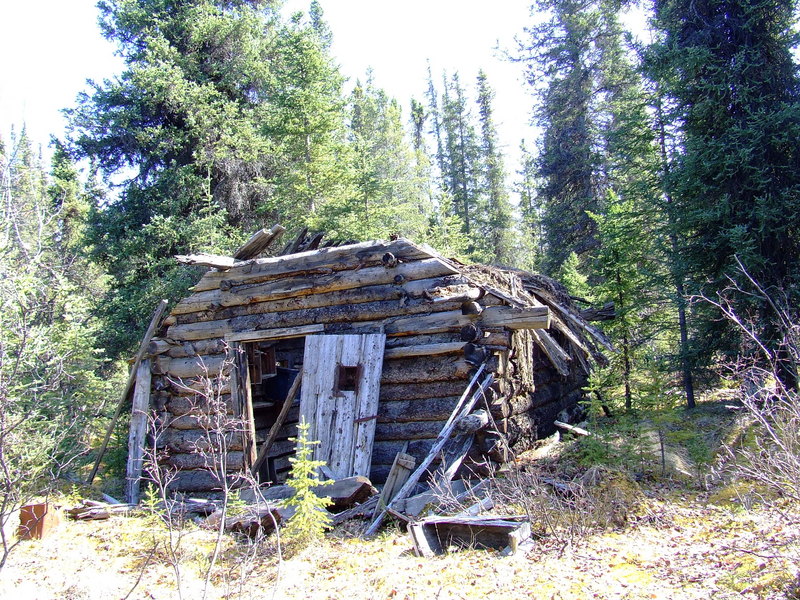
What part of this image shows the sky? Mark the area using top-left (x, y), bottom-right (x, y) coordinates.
top-left (0, 1), bottom-right (539, 173)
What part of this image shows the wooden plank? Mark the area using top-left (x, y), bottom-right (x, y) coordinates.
top-left (299, 334), bottom-right (386, 479)
top-left (251, 371), bottom-right (302, 477)
top-left (382, 342), bottom-right (465, 359)
top-left (88, 299), bottom-right (168, 484)
top-left (377, 451), bottom-right (416, 513)
top-left (175, 253), bottom-right (238, 269)
top-left (225, 324), bottom-right (324, 343)
top-left (229, 343), bottom-right (257, 469)
top-left (234, 224), bottom-right (286, 260)
top-left (125, 359), bottom-right (152, 505)
top-left (190, 238), bottom-right (439, 293)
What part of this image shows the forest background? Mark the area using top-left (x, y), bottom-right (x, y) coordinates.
top-left (1, 0), bottom-right (799, 523)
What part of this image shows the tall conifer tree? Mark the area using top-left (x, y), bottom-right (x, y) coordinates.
top-left (651, 0), bottom-right (800, 387)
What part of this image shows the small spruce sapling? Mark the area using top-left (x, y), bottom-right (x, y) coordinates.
top-left (281, 417), bottom-right (333, 548)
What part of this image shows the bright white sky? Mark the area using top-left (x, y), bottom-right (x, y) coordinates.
top-left (0, 0), bottom-right (538, 172)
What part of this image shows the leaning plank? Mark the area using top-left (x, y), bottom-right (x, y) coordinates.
top-left (175, 253), bottom-right (238, 270)
top-left (234, 224), bottom-right (286, 260)
top-left (88, 299), bottom-right (168, 484)
top-left (529, 329), bottom-right (571, 377)
top-left (364, 366), bottom-right (493, 537)
top-left (251, 371), bottom-right (303, 477)
top-left (125, 360), bottom-right (151, 505)
top-left (377, 452), bottom-right (416, 512)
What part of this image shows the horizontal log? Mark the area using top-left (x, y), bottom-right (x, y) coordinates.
top-left (152, 354), bottom-right (229, 379)
top-left (382, 305), bottom-right (548, 339)
top-left (167, 412), bottom-right (250, 431)
top-left (190, 238), bottom-right (438, 293)
top-left (226, 324), bottom-right (323, 343)
top-left (371, 439), bottom-right (437, 466)
top-left (165, 469), bottom-right (246, 493)
top-left (168, 295), bottom-right (463, 342)
top-left (149, 338), bottom-right (228, 359)
top-left (166, 395), bottom-right (234, 416)
top-left (384, 332), bottom-right (461, 349)
top-left (375, 420), bottom-right (448, 441)
top-left (163, 377), bottom-right (231, 397)
top-left (181, 274), bottom-right (472, 323)
top-left (380, 356), bottom-right (472, 385)
top-left (383, 342), bottom-right (465, 360)
top-left (161, 451), bottom-right (246, 471)
top-left (156, 429), bottom-right (244, 453)
top-left (378, 396), bottom-right (461, 423)
top-left (175, 253), bottom-right (238, 270)
top-left (379, 380), bottom-right (467, 402)
top-left (177, 257), bottom-right (455, 317)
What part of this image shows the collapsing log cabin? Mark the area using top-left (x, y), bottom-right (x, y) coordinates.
top-left (127, 226), bottom-right (611, 500)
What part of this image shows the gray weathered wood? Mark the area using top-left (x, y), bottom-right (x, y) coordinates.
top-left (376, 452), bottom-right (416, 512)
top-left (300, 334), bottom-right (386, 479)
top-left (234, 224), bottom-right (286, 260)
top-left (190, 238), bottom-right (436, 293)
top-left (225, 323), bottom-right (324, 343)
top-left (364, 366), bottom-right (493, 537)
top-left (125, 359), bottom-right (152, 505)
top-left (409, 516), bottom-right (531, 557)
top-left (382, 342), bottom-right (465, 359)
top-left (175, 253), bottom-right (238, 270)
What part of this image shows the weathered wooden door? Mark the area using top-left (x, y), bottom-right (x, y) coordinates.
top-left (299, 333), bottom-right (385, 478)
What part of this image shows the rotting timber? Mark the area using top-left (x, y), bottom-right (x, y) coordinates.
top-left (129, 225), bottom-right (610, 500)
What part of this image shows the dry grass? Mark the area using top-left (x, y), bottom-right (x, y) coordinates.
top-left (3, 399), bottom-right (800, 600)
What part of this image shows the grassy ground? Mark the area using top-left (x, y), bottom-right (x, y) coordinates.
top-left (2, 399), bottom-right (798, 600)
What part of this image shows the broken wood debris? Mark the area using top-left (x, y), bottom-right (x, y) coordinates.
top-left (66, 500), bottom-right (136, 521)
top-left (554, 420), bottom-right (592, 437)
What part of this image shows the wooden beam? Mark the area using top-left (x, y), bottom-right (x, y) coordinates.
top-left (382, 341), bottom-right (465, 359)
top-left (125, 359), bottom-right (151, 505)
top-left (225, 324), bottom-right (324, 343)
top-left (87, 299), bottom-right (168, 484)
top-left (175, 253), bottom-right (238, 270)
top-left (234, 224), bottom-right (286, 260)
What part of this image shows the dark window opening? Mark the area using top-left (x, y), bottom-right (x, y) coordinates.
top-left (336, 365), bottom-right (360, 393)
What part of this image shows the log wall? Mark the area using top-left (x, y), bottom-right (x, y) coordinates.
top-left (145, 238), bottom-right (587, 492)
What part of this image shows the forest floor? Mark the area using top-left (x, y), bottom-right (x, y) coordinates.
top-left (2, 398), bottom-right (799, 600)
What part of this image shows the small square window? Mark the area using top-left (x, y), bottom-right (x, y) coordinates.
top-left (336, 365), bottom-right (360, 393)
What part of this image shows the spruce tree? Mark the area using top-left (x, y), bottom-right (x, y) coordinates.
top-left (651, 0), bottom-right (800, 387)
top-left (475, 70), bottom-right (515, 265)
top-left (67, 0), bottom-right (283, 355)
